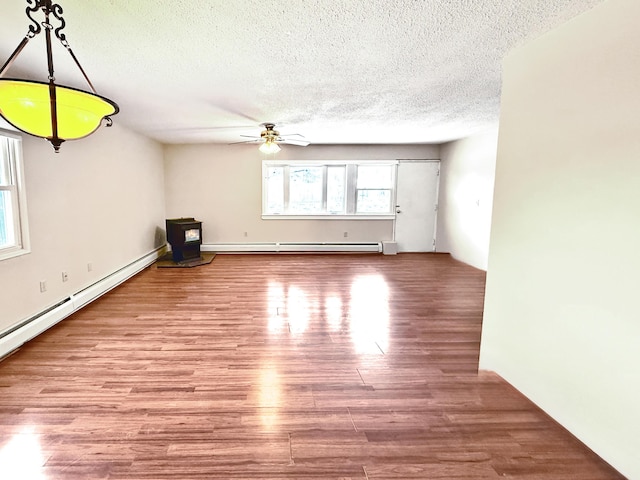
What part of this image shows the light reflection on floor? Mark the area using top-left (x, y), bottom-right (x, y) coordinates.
top-left (349, 275), bottom-right (390, 354)
top-left (286, 286), bottom-right (313, 334)
top-left (325, 296), bottom-right (343, 332)
top-left (258, 274), bottom-right (391, 433)
top-left (258, 363), bottom-right (282, 431)
top-left (0, 427), bottom-right (47, 479)
top-left (264, 274), bottom-right (390, 354)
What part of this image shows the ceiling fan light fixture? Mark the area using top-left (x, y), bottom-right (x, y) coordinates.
top-left (0, 0), bottom-right (119, 153)
top-left (234, 122), bottom-right (307, 151)
top-left (259, 139), bottom-right (281, 154)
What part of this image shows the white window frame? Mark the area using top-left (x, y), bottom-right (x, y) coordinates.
top-left (0, 130), bottom-right (30, 261)
top-left (262, 160), bottom-right (397, 219)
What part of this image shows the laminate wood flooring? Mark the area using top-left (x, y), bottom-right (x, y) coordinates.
top-left (0, 254), bottom-right (624, 479)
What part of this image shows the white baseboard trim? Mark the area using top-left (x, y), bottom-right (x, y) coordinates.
top-left (0, 247), bottom-right (166, 359)
top-left (201, 242), bottom-right (382, 253)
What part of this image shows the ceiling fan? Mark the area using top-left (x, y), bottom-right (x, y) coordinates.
top-left (233, 123), bottom-right (310, 153)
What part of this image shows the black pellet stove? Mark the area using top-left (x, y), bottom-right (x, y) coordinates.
top-left (166, 218), bottom-right (202, 263)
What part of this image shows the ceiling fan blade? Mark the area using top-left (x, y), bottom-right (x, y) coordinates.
top-left (229, 139), bottom-right (262, 145)
top-left (279, 133), bottom-right (306, 138)
top-left (240, 135), bottom-right (261, 139)
top-left (281, 138), bottom-right (310, 147)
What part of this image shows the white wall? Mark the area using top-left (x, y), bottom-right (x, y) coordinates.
top-left (164, 143), bottom-right (438, 244)
top-left (480, 0), bottom-right (640, 477)
top-left (436, 128), bottom-right (498, 270)
top-left (0, 124), bottom-right (165, 333)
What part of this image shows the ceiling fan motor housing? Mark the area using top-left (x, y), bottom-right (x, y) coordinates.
top-left (260, 123), bottom-right (279, 140)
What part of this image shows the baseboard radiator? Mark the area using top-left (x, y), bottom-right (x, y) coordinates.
top-left (0, 248), bottom-right (165, 359)
top-left (200, 242), bottom-right (382, 253)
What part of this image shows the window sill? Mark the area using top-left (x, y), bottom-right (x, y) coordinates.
top-left (0, 246), bottom-right (30, 262)
top-left (262, 214), bottom-right (395, 220)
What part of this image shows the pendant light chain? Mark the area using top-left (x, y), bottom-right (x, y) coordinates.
top-left (0, 0), bottom-right (44, 77)
top-left (49, 1), bottom-right (99, 95)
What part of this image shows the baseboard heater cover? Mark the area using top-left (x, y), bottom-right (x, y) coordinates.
top-left (0, 247), bottom-right (165, 359)
top-left (201, 242), bottom-right (382, 253)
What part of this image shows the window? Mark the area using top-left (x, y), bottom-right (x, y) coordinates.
top-left (263, 160), bottom-right (396, 218)
top-left (0, 131), bottom-right (29, 261)
top-left (356, 165), bottom-right (394, 213)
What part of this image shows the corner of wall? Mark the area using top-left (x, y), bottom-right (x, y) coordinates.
top-left (436, 127), bottom-right (498, 270)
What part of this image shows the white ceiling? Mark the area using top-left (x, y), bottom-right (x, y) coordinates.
top-left (0, 0), bottom-right (603, 146)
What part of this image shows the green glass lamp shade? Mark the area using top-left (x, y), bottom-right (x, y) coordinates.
top-left (0, 79), bottom-right (119, 142)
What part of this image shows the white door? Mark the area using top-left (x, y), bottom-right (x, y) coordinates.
top-left (394, 161), bottom-right (440, 252)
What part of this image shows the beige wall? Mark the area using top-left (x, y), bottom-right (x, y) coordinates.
top-left (480, 0), bottom-right (640, 477)
top-left (0, 124), bottom-right (165, 332)
top-left (164, 143), bottom-right (439, 244)
top-left (436, 128), bottom-right (498, 270)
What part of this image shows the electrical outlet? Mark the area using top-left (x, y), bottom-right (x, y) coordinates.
top-left (87, 262), bottom-right (93, 272)
top-left (343, 231), bottom-right (348, 238)
top-left (39, 281), bottom-right (46, 293)
top-left (62, 271), bottom-right (68, 282)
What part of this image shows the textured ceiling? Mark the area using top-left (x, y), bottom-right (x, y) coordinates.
top-left (0, 0), bottom-right (603, 145)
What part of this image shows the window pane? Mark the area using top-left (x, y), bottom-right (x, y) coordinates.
top-left (0, 190), bottom-right (15, 248)
top-left (0, 139), bottom-right (11, 185)
top-left (327, 166), bottom-right (345, 214)
top-left (289, 166), bottom-right (323, 213)
top-left (356, 189), bottom-right (391, 213)
top-left (265, 167), bottom-right (284, 214)
top-left (357, 165), bottom-right (393, 188)
top-left (0, 134), bottom-right (26, 259)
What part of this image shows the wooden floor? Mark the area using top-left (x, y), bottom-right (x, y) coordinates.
top-left (0, 254), bottom-right (623, 479)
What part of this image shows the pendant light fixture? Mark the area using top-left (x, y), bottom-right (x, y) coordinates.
top-left (0, 0), bottom-right (118, 153)
top-left (259, 138), bottom-right (281, 154)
